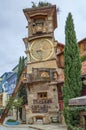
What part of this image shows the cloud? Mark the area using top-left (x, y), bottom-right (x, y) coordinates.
top-left (0, 0), bottom-right (86, 75)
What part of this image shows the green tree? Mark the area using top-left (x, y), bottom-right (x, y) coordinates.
top-left (17, 56), bottom-right (27, 120)
top-left (63, 13), bottom-right (82, 126)
top-left (17, 56), bottom-right (25, 82)
top-left (38, 1), bottom-right (52, 7)
top-left (7, 97), bottom-right (22, 120)
top-left (13, 97), bottom-right (22, 120)
top-left (31, 1), bottom-right (37, 8)
top-left (31, 1), bottom-right (52, 8)
top-left (31, 1), bottom-right (59, 14)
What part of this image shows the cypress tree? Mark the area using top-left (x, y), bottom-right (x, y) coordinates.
top-left (63, 13), bottom-right (82, 125)
top-left (63, 12), bottom-right (82, 105)
top-left (17, 57), bottom-right (22, 82)
top-left (17, 56), bottom-right (25, 82)
top-left (17, 56), bottom-right (27, 120)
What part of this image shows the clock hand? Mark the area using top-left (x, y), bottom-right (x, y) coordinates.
top-left (36, 49), bottom-right (42, 53)
top-left (36, 49), bottom-right (43, 60)
top-left (40, 47), bottom-right (51, 51)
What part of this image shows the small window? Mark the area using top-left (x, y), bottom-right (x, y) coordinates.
top-left (37, 92), bottom-right (47, 99)
top-left (34, 18), bottom-right (45, 26)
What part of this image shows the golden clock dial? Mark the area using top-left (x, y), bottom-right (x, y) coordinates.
top-left (30, 39), bottom-right (54, 61)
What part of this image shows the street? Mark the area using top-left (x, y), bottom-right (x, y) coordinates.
top-left (0, 125), bottom-right (35, 130)
top-left (0, 124), bottom-right (67, 130)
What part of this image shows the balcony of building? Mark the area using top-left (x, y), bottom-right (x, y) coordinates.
top-left (23, 68), bottom-right (57, 84)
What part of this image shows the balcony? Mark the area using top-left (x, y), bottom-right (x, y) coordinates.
top-left (23, 68), bottom-right (57, 84)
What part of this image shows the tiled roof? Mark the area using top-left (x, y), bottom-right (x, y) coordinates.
top-left (57, 42), bottom-right (64, 47)
top-left (78, 37), bottom-right (86, 44)
top-left (69, 96), bottom-right (86, 106)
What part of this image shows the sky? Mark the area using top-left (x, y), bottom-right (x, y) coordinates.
top-left (0, 0), bottom-right (86, 75)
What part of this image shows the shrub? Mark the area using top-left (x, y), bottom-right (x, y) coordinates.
top-left (7, 119), bottom-right (16, 122)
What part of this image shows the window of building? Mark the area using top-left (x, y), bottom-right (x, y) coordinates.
top-left (37, 92), bottom-right (47, 99)
top-left (32, 18), bottom-right (45, 34)
top-left (33, 18), bottom-right (45, 26)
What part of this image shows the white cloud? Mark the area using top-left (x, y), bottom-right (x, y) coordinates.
top-left (0, 0), bottom-right (86, 75)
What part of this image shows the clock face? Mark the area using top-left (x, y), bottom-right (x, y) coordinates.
top-left (30, 39), bottom-right (54, 61)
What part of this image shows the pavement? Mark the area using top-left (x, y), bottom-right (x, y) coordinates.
top-left (0, 125), bottom-right (29, 130)
top-left (0, 116), bottom-right (67, 130)
top-left (28, 123), bottom-right (67, 130)
top-left (0, 123), bottom-right (67, 130)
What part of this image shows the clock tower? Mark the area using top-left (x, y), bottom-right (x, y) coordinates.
top-left (23, 5), bottom-right (59, 124)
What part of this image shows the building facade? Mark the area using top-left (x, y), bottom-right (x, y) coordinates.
top-left (56, 38), bottom-right (86, 112)
top-left (23, 5), bottom-right (60, 124)
top-left (0, 3), bottom-right (86, 125)
top-left (0, 71), bottom-right (17, 109)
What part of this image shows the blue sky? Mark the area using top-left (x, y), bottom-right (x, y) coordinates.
top-left (0, 0), bottom-right (86, 75)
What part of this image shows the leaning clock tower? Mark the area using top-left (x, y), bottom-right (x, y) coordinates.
top-left (23, 5), bottom-right (59, 124)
